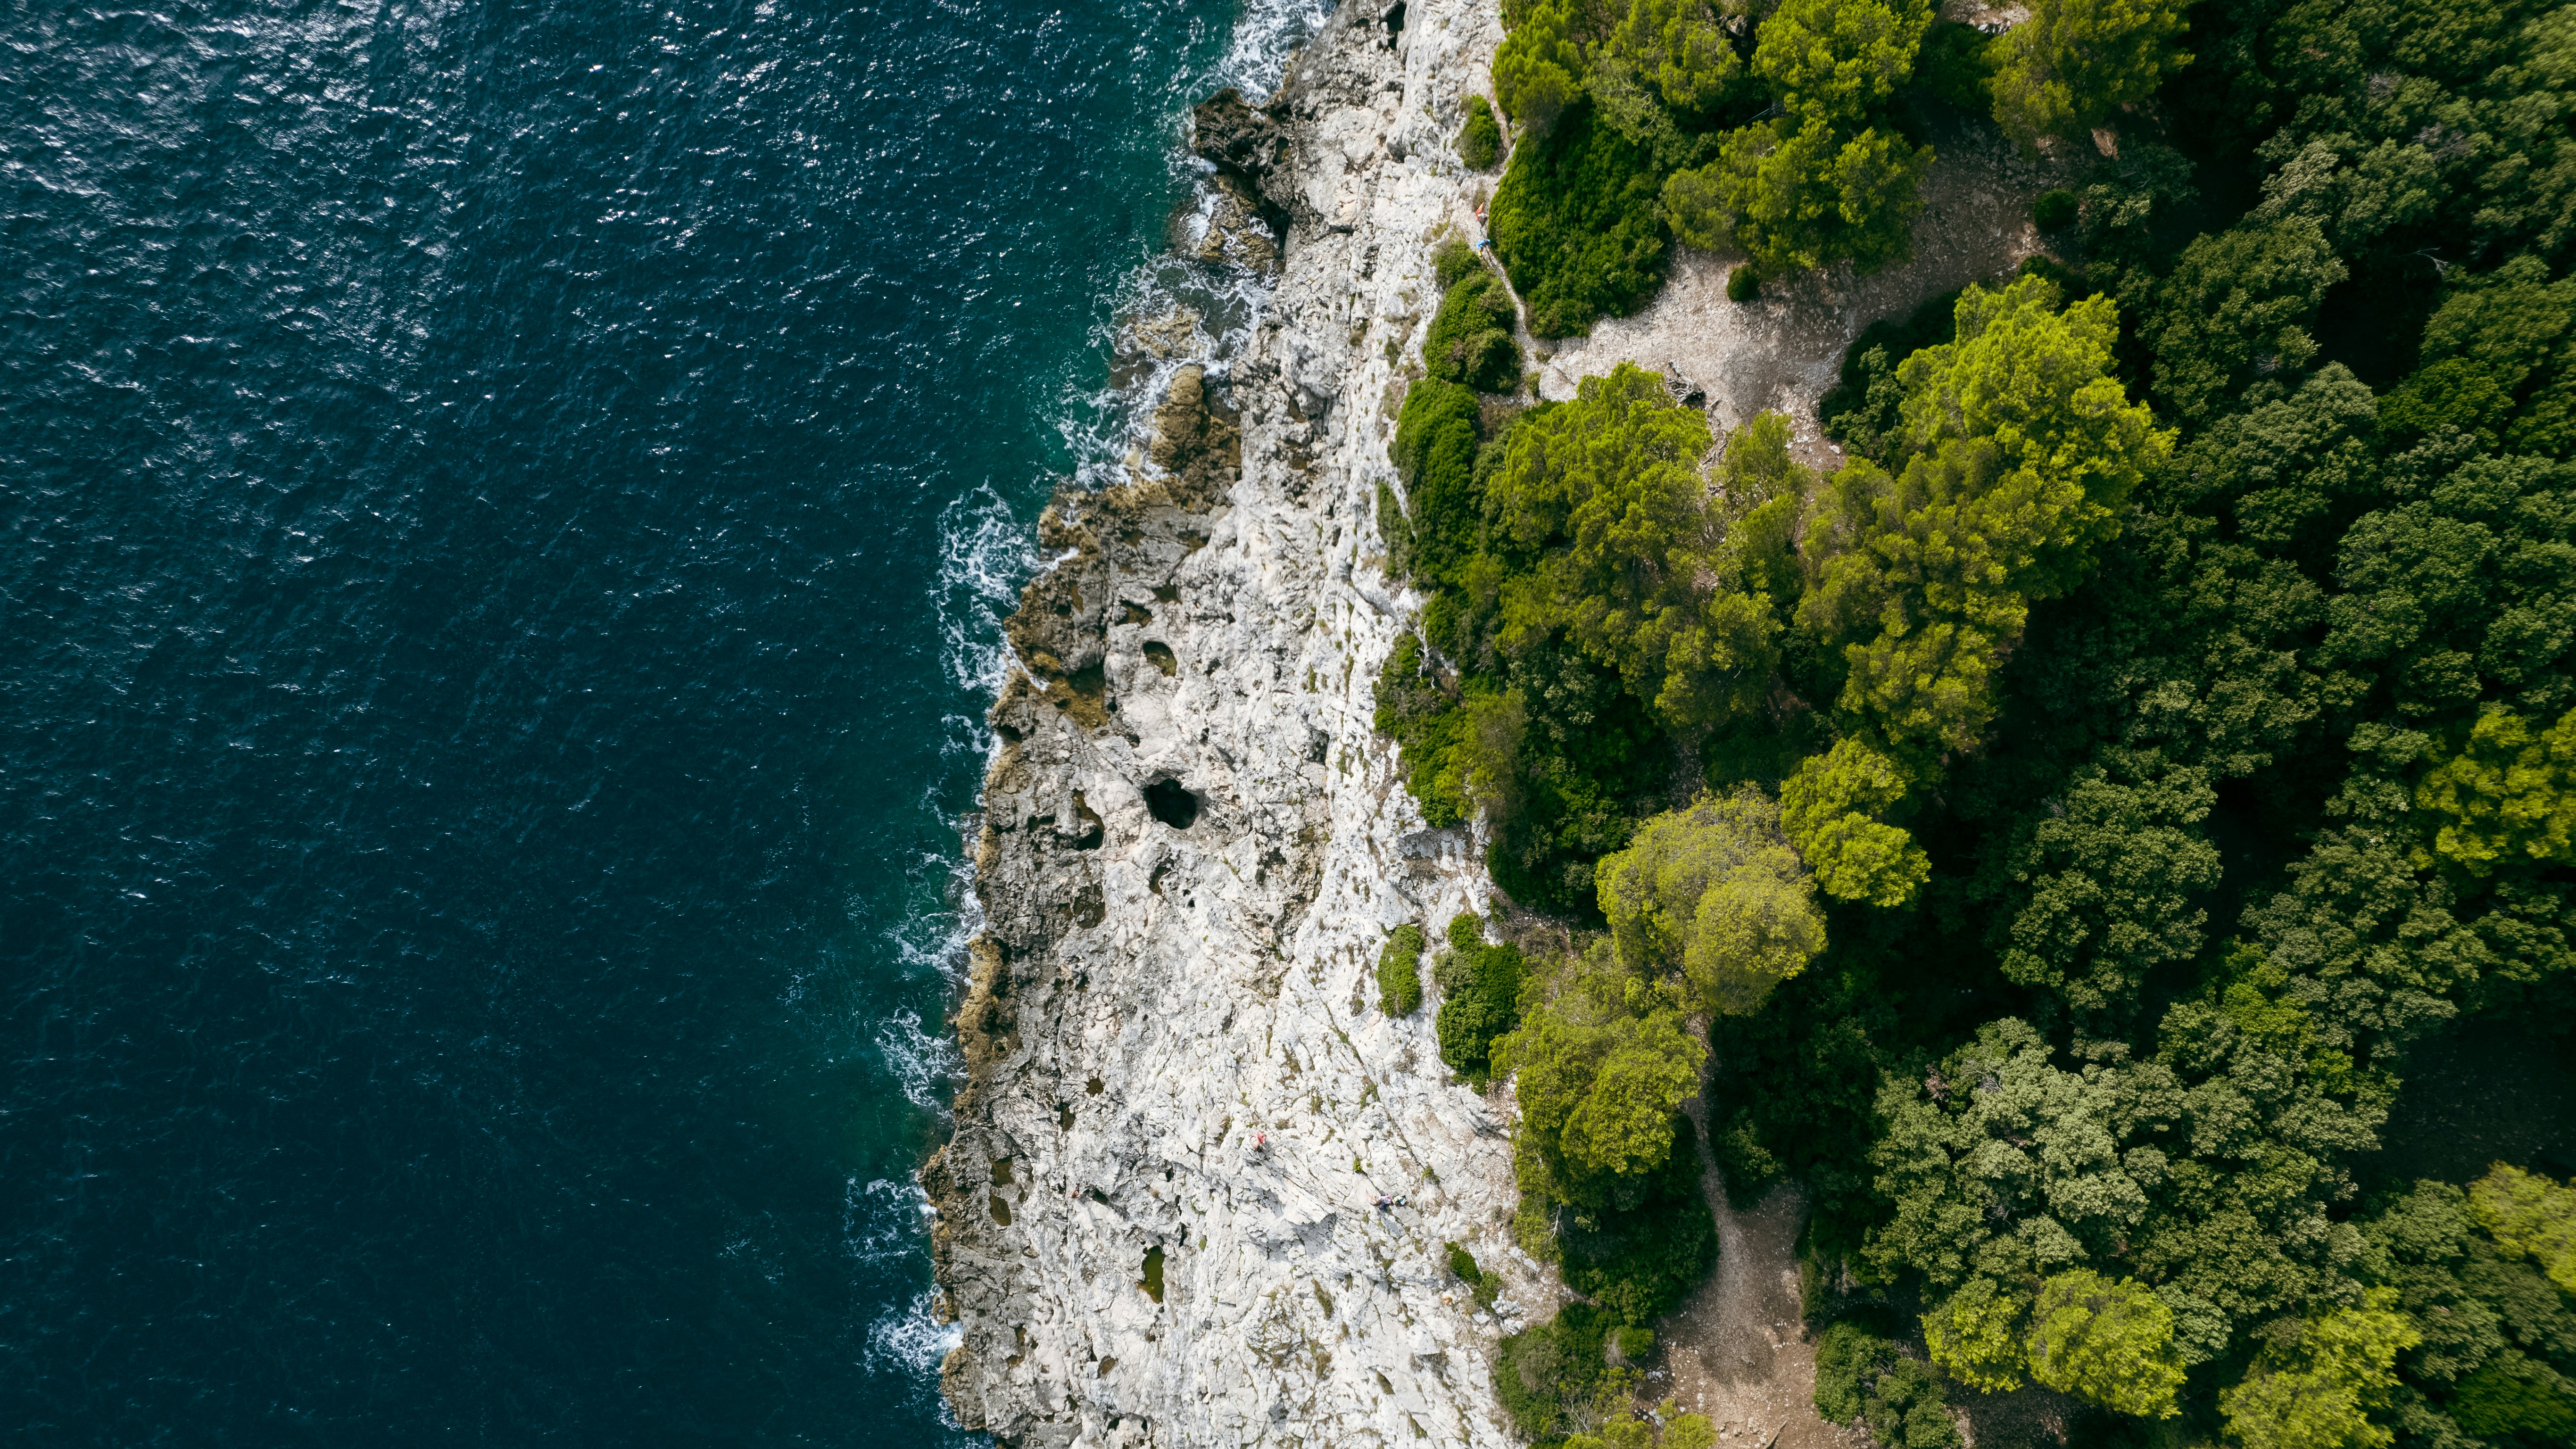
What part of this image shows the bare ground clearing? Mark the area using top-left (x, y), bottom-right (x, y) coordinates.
top-left (1534, 118), bottom-right (2080, 473)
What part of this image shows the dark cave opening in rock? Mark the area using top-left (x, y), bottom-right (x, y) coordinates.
top-left (1144, 778), bottom-right (1200, 830)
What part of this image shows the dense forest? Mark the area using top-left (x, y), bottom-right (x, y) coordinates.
top-left (1370, 0), bottom-right (2576, 1445)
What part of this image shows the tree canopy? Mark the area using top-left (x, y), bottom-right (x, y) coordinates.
top-left (1988, 0), bottom-right (2191, 151)
top-left (1391, 7), bottom-right (2576, 1441)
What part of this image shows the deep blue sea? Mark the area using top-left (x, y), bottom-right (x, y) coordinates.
top-left (0, 0), bottom-right (1316, 1441)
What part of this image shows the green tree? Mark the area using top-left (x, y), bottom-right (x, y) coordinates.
top-left (1665, 117), bottom-right (1932, 276)
top-left (1606, 0), bottom-right (1740, 116)
top-left (2025, 1268), bottom-right (2187, 1417)
top-left (2416, 705), bottom-right (2576, 874)
top-left (2357, 1174), bottom-right (2576, 1446)
top-left (2384, 257), bottom-right (2576, 459)
top-left (1801, 275), bottom-right (2170, 753)
top-left (1495, 0), bottom-right (1587, 141)
top-left (1752, 0), bottom-right (1933, 127)
top-left (2137, 218), bottom-right (2347, 427)
top-left (1484, 364), bottom-right (1783, 729)
top-left (2469, 1163), bottom-right (2576, 1294)
top-left (1500, 948), bottom-right (1708, 1187)
top-left (2219, 1290), bottom-right (2420, 1449)
top-left (1595, 789), bottom-right (1827, 1014)
top-left (1987, 0), bottom-right (2189, 151)
top-left (1590, 0), bottom-right (1743, 171)
top-left (1993, 755), bottom-right (2222, 1023)
top-left (1923, 1276), bottom-right (2031, 1391)
top-left (1780, 737), bottom-right (1931, 907)
top-left (1868, 1018), bottom-right (2178, 1293)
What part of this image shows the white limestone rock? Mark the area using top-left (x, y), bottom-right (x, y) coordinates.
top-left (926, 3), bottom-right (1554, 1446)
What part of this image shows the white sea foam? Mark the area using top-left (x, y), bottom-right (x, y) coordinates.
top-left (868, 1285), bottom-right (965, 1377)
top-left (1215, 0), bottom-right (1336, 100)
top-left (933, 481), bottom-right (1032, 699)
top-left (887, 845), bottom-right (977, 977)
top-left (876, 1005), bottom-right (962, 1113)
top-left (845, 1175), bottom-right (938, 1267)
top-left (1052, 0), bottom-right (1336, 497)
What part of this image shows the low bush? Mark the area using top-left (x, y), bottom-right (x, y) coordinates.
top-left (1445, 1240), bottom-right (1500, 1307)
top-left (1459, 94), bottom-right (1503, 169)
top-left (1422, 269), bottom-right (1523, 393)
top-left (1726, 264), bottom-right (1757, 302)
top-left (1814, 1322), bottom-right (1962, 1449)
top-left (1495, 1301), bottom-right (1616, 1442)
top-left (1491, 102), bottom-right (1669, 338)
top-left (1433, 912), bottom-right (1525, 1077)
top-left (1389, 379), bottom-right (1483, 582)
top-left (1377, 923), bottom-right (1425, 1016)
top-left (1553, 1114), bottom-right (1716, 1324)
top-left (2033, 187), bottom-right (2079, 230)
top-left (1814, 285), bottom-right (1961, 465)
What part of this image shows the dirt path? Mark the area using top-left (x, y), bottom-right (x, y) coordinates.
top-left (1646, 1096), bottom-right (1859, 1449)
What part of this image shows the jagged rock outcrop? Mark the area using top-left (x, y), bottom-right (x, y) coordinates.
top-left (927, 2), bottom-right (1545, 1446)
top-left (1188, 88), bottom-right (1290, 194)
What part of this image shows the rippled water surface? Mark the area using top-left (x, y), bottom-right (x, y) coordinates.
top-left (0, 0), bottom-right (1316, 1440)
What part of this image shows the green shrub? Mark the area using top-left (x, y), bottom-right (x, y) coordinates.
top-left (1389, 379), bottom-right (1483, 583)
top-left (1512, 1100), bottom-right (1718, 1326)
top-left (1422, 270), bottom-right (1523, 393)
top-left (1866, 1356), bottom-right (1963, 1449)
top-left (1495, 1302), bottom-right (1615, 1442)
top-left (1491, 102), bottom-right (1669, 338)
top-left (2451, 1353), bottom-right (2576, 1441)
top-left (1433, 235), bottom-right (1482, 290)
top-left (1459, 94), bottom-right (1504, 169)
top-left (1372, 632), bottom-right (1470, 826)
top-left (1667, 117), bottom-right (1931, 278)
top-left (1445, 1240), bottom-right (1483, 1283)
top-left (1813, 1321), bottom-right (1883, 1423)
top-left (1814, 1323), bottom-right (1960, 1449)
top-left (1727, 264), bottom-right (1757, 302)
top-left (2033, 188), bottom-right (2079, 230)
top-left (1433, 913), bottom-right (1525, 1076)
top-left (1374, 479), bottom-right (1413, 576)
top-left (1378, 924), bottom-right (1425, 1016)
top-left (1615, 1325), bottom-right (1655, 1360)
top-left (1815, 285), bottom-right (1960, 465)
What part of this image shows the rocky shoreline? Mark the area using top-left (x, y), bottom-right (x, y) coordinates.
top-left (922, 2), bottom-right (1550, 1445)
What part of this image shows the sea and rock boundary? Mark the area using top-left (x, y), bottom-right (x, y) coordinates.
top-left (922, 2), bottom-right (1545, 1445)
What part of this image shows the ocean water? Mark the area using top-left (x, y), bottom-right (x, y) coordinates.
top-left (0, 0), bottom-right (1317, 1441)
